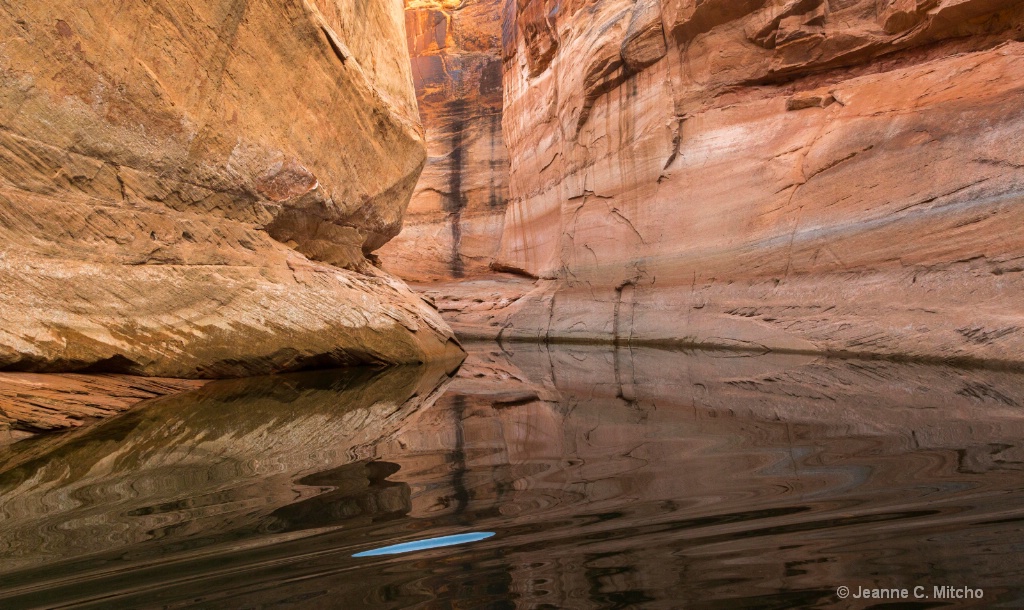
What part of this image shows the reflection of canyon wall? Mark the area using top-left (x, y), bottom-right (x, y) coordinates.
top-left (0, 364), bottom-right (454, 575)
top-left (353, 344), bottom-right (1024, 607)
top-left (0, 372), bottom-right (206, 435)
top-left (4, 344), bottom-right (1024, 606)
top-left (0, 0), bottom-right (460, 377)
top-left (444, 0), bottom-right (1024, 365)
top-left (378, 0), bottom-right (510, 281)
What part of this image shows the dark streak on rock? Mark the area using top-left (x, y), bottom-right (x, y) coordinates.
top-left (320, 26), bottom-right (347, 65)
top-left (445, 99), bottom-right (468, 278)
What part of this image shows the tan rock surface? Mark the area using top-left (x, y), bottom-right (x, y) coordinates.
top-left (451, 0), bottom-right (1024, 366)
top-left (378, 0), bottom-right (511, 281)
top-left (0, 0), bottom-right (462, 377)
top-left (0, 373), bottom-right (206, 437)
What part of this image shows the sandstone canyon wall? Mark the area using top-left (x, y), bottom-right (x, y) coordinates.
top-left (436, 0), bottom-right (1024, 367)
top-left (0, 0), bottom-right (462, 378)
top-left (378, 0), bottom-right (511, 281)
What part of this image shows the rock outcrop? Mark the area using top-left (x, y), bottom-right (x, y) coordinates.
top-left (377, 0), bottom-right (510, 281)
top-left (0, 373), bottom-right (206, 437)
top-left (0, 0), bottom-right (461, 378)
top-left (432, 0), bottom-right (1024, 367)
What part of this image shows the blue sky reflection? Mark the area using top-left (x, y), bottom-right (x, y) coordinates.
top-left (353, 532), bottom-right (496, 558)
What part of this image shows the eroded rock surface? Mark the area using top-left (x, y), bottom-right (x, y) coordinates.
top-left (0, 0), bottom-right (461, 377)
top-left (443, 0), bottom-right (1024, 366)
top-left (378, 0), bottom-right (511, 281)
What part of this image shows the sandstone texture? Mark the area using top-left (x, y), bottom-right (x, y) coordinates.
top-left (0, 373), bottom-right (206, 437)
top-left (441, 0), bottom-right (1024, 366)
top-left (0, 0), bottom-right (462, 378)
top-left (378, 0), bottom-right (511, 281)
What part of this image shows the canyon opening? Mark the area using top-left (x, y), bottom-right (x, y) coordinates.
top-left (1, 0), bottom-right (1024, 608)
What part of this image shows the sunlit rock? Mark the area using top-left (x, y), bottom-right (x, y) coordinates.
top-left (0, 0), bottom-right (461, 377)
top-left (378, 0), bottom-right (511, 282)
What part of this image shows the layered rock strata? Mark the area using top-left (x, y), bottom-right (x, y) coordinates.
top-left (0, 373), bottom-right (206, 437)
top-left (445, 0), bottom-right (1024, 366)
top-left (378, 0), bottom-right (510, 281)
top-left (0, 0), bottom-right (461, 378)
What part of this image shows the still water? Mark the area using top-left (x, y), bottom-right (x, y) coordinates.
top-left (1, 343), bottom-right (1023, 609)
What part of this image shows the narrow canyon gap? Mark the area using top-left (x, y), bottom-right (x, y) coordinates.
top-left (378, 0), bottom-right (511, 282)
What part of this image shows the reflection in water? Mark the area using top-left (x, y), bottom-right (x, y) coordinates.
top-left (353, 532), bottom-right (496, 557)
top-left (1, 344), bottom-right (1024, 608)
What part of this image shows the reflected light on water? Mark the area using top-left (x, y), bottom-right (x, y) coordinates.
top-left (352, 532), bottom-right (496, 557)
top-left (4, 344), bottom-right (1024, 608)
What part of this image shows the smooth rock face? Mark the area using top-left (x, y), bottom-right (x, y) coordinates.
top-left (377, 0), bottom-right (510, 281)
top-left (474, 0), bottom-right (1024, 365)
top-left (0, 0), bottom-right (463, 377)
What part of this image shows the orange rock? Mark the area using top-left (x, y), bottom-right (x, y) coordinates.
top-left (0, 0), bottom-right (462, 377)
top-left (378, 0), bottom-right (511, 282)
top-left (0, 373), bottom-right (206, 434)
top-left (440, 0), bottom-right (1024, 366)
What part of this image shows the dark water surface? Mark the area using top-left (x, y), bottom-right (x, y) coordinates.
top-left (2, 343), bottom-right (1024, 609)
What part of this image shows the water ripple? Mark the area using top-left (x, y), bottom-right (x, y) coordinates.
top-left (1, 345), bottom-right (1023, 608)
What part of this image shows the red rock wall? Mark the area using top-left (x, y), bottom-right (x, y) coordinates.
top-left (378, 0), bottom-right (511, 281)
top-left (472, 0), bottom-right (1024, 365)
